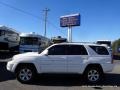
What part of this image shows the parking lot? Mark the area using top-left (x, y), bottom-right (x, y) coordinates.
top-left (0, 55), bottom-right (120, 90)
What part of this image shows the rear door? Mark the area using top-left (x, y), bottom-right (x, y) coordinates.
top-left (67, 45), bottom-right (88, 73)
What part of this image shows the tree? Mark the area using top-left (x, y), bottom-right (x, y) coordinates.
top-left (112, 39), bottom-right (120, 54)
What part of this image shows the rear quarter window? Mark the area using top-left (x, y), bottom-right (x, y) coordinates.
top-left (89, 46), bottom-right (109, 55)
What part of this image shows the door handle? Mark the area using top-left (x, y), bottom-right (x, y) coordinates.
top-left (61, 57), bottom-right (66, 59)
top-left (82, 57), bottom-right (89, 60)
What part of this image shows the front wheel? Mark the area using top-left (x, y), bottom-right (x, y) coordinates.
top-left (16, 66), bottom-right (36, 83)
top-left (84, 67), bottom-right (103, 83)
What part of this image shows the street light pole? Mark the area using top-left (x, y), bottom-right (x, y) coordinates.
top-left (68, 26), bottom-right (72, 42)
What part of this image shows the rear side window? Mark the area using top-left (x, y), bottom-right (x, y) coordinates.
top-left (67, 45), bottom-right (88, 55)
top-left (90, 46), bottom-right (109, 55)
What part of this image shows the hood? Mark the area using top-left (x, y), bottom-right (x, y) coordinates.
top-left (16, 52), bottom-right (39, 57)
top-left (12, 52), bottom-right (41, 61)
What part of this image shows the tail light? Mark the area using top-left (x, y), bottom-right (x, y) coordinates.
top-left (111, 54), bottom-right (114, 64)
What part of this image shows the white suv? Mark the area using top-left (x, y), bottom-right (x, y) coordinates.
top-left (7, 43), bottom-right (114, 83)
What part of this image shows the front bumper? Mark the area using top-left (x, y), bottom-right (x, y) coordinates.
top-left (6, 61), bottom-right (15, 72)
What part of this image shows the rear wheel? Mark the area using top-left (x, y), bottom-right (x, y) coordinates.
top-left (16, 66), bottom-right (36, 83)
top-left (84, 67), bottom-right (103, 83)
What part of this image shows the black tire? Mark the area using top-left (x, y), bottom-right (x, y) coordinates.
top-left (16, 65), bottom-right (36, 84)
top-left (84, 67), bottom-right (103, 84)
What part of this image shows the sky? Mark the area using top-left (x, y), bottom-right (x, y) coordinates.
top-left (0, 0), bottom-right (120, 42)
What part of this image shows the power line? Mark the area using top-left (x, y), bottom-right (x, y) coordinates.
top-left (0, 1), bottom-right (43, 20)
top-left (47, 20), bottom-right (66, 36)
top-left (0, 1), bottom-right (65, 36)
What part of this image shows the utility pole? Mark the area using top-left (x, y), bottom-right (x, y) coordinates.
top-left (43, 8), bottom-right (50, 37)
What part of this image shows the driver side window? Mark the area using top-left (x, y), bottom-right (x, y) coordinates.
top-left (48, 45), bottom-right (66, 55)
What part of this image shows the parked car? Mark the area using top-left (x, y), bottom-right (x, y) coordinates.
top-left (7, 43), bottom-right (114, 83)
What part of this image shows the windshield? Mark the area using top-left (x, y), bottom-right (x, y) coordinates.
top-left (96, 41), bottom-right (111, 47)
top-left (20, 37), bottom-right (39, 45)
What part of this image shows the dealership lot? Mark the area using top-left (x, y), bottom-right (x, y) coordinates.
top-left (0, 58), bottom-right (120, 90)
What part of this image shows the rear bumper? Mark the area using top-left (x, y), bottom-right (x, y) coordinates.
top-left (101, 63), bottom-right (114, 73)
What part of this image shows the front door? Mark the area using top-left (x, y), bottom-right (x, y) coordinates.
top-left (39, 45), bottom-right (67, 73)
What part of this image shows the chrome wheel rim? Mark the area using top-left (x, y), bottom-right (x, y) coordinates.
top-left (88, 69), bottom-right (99, 82)
top-left (19, 68), bottom-right (32, 81)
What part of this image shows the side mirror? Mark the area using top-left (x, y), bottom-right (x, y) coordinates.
top-left (44, 50), bottom-right (48, 56)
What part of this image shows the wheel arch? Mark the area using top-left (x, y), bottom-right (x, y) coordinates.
top-left (15, 63), bottom-right (38, 74)
top-left (84, 63), bottom-right (104, 74)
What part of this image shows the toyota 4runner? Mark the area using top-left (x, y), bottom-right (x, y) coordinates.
top-left (7, 43), bottom-right (114, 83)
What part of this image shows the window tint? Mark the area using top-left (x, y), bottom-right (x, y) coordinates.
top-left (67, 45), bottom-right (88, 55)
top-left (48, 45), bottom-right (66, 55)
top-left (90, 46), bottom-right (109, 55)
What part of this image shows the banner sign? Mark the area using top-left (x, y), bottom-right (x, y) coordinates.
top-left (60, 13), bottom-right (80, 27)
